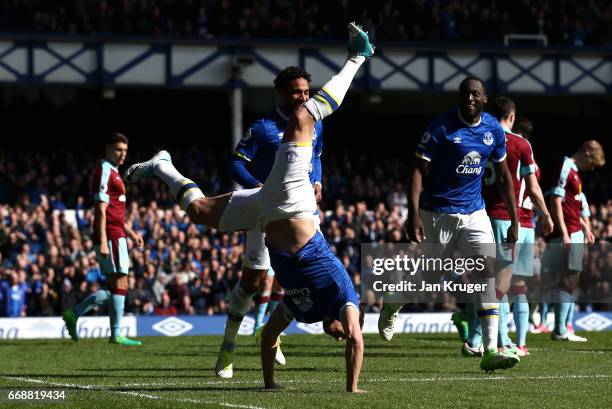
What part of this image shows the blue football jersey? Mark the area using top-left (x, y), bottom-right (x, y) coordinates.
top-left (234, 108), bottom-right (324, 185)
top-left (415, 108), bottom-right (506, 214)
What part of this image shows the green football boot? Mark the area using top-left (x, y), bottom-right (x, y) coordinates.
top-left (62, 309), bottom-right (79, 341)
top-left (109, 336), bottom-right (142, 346)
top-left (451, 311), bottom-right (469, 342)
top-left (347, 22), bottom-right (375, 59)
top-left (480, 348), bottom-right (520, 373)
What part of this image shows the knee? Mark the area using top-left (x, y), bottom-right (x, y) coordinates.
top-left (186, 198), bottom-right (210, 223)
top-left (240, 267), bottom-right (268, 293)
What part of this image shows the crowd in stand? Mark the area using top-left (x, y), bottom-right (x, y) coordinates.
top-left (1, 0), bottom-right (612, 46)
top-left (0, 146), bottom-right (611, 317)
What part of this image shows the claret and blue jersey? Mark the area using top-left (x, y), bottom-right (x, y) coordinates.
top-left (230, 108), bottom-right (324, 188)
top-left (415, 108), bottom-right (506, 214)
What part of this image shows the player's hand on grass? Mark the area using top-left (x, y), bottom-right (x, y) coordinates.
top-left (406, 214), bottom-right (425, 243)
top-left (100, 242), bottom-right (110, 258)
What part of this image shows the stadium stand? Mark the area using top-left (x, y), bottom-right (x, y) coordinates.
top-left (1, 0), bottom-right (612, 46)
top-left (1, 145), bottom-right (610, 317)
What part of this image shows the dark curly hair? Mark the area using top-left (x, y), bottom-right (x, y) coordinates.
top-left (273, 66), bottom-right (311, 90)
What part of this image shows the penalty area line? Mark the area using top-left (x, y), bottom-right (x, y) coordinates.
top-left (2, 376), bottom-right (266, 409)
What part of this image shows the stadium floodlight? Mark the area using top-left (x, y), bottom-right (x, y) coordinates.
top-left (503, 33), bottom-right (548, 47)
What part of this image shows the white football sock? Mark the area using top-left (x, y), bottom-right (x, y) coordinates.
top-left (304, 56), bottom-right (366, 121)
top-left (475, 277), bottom-right (499, 351)
top-left (222, 284), bottom-right (255, 347)
top-left (154, 161), bottom-right (204, 210)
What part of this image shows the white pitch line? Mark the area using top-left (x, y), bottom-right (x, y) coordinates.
top-left (2, 376), bottom-right (265, 409)
top-left (109, 373), bottom-right (612, 388)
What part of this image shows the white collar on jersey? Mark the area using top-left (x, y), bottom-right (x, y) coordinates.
top-left (102, 159), bottom-right (118, 172)
top-left (276, 107), bottom-right (290, 121)
top-left (457, 108), bottom-right (482, 127)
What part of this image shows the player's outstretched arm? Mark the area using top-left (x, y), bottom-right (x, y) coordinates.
top-left (261, 306), bottom-right (292, 390)
top-left (341, 306), bottom-right (365, 393)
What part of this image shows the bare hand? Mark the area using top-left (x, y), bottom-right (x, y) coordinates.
top-left (585, 230), bottom-right (595, 245)
top-left (562, 234), bottom-right (572, 250)
top-left (313, 184), bottom-right (323, 203)
top-left (99, 242), bottom-right (110, 258)
top-left (406, 214), bottom-right (425, 243)
top-left (504, 224), bottom-right (519, 260)
top-left (542, 214), bottom-right (554, 235)
top-left (133, 234), bottom-right (144, 248)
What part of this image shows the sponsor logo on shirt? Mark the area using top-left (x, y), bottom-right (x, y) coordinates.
top-left (456, 151), bottom-right (482, 175)
top-left (286, 287), bottom-right (313, 312)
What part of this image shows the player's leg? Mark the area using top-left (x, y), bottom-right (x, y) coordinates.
top-left (63, 285), bottom-right (110, 342)
top-left (261, 303), bottom-right (293, 390)
top-left (462, 210), bottom-right (519, 371)
top-left (511, 226), bottom-right (535, 356)
top-left (106, 238), bottom-right (141, 346)
top-left (489, 218), bottom-right (516, 351)
top-left (463, 302), bottom-right (484, 357)
top-left (552, 231), bottom-right (587, 342)
top-left (269, 278), bottom-right (284, 315)
top-left (126, 151), bottom-right (262, 234)
top-left (254, 275), bottom-right (274, 333)
top-left (566, 300), bottom-right (575, 333)
top-left (216, 230), bottom-right (270, 378)
top-left (299, 23), bottom-right (373, 129)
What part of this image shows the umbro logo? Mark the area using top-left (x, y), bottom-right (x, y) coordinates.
top-left (453, 137), bottom-right (462, 144)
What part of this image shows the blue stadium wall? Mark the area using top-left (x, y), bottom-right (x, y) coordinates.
top-left (0, 36), bottom-right (611, 94)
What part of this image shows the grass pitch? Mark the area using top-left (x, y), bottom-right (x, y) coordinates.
top-left (0, 332), bottom-right (610, 409)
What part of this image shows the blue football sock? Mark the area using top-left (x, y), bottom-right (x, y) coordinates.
top-left (512, 294), bottom-right (530, 346)
top-left (109, 292), bottom-right (126, 338)
top-left (498, 295), bottom-right (512, 347)
top-left (255, 301), bottom-right (268, 329)
top-left (74, 289), bottom-right (110, 316)
top-left (566, 299), bottom-right (576, 327)
top-left (465, 303), bottom-right (482, 347)
top-left (268, 300), bottom-right (280, 314)
top-left (554, 288), bottom-right (573, 335)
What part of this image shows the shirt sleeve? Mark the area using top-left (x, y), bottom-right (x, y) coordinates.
top-left (228, 156), bottom-right (262, 188)
top-left (580, 193), bottom-right (591, 217)
top-left (234, 121), bottom-right (265, 162)
top-left (415, 121), bottom-right (443, 162)
top-left (93, 164), bottom-right (110, 203)
top-left (552, 161), bottom-right (571, 198)
top-left (520, 139), bottom-right (537, 176)
top-left (490, 126), bottom-right (507, 163)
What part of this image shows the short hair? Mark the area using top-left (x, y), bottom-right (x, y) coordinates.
top-left (581, 140), bottom-right (606, 168)
top-left (513, 116), bottom-right (533, 139)
top-left (273, 66), bottom-right (311, 90)
top-left (491, 97), bottom-right (516, 122)
top-left (459, 76), bottom-right (487, 93)
top-left (105, 132), bottom-right (128, 146)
